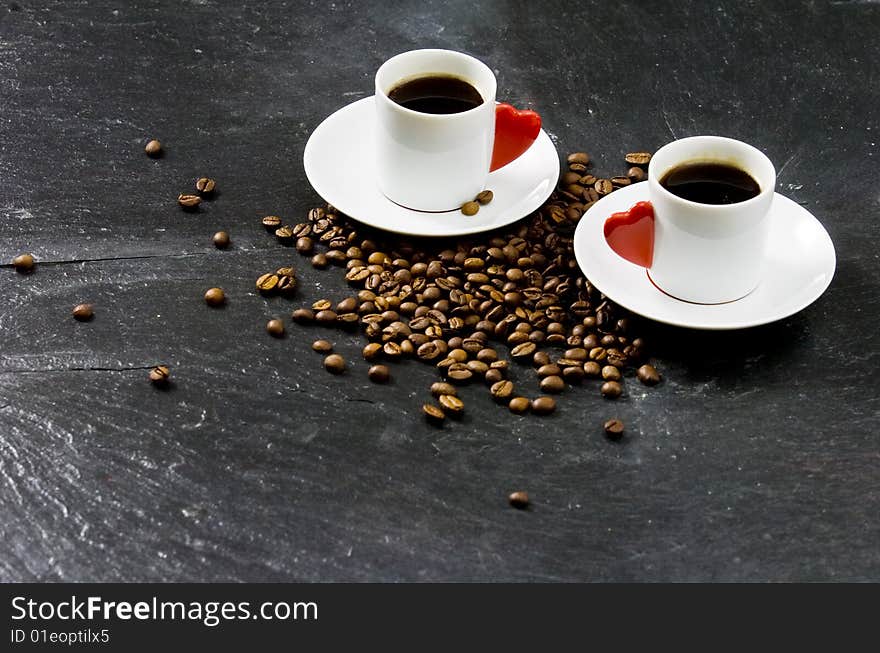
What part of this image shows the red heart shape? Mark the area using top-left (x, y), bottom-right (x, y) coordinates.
top-left (490, 103), bottom-right (541, 171)
top-left (603, 201), bottom-right (654, 268)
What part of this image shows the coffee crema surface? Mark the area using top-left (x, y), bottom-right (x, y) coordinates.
top-left (388, 74), bottom-right (484, 114)
top-left (659, 161), bottom-right (760, 205)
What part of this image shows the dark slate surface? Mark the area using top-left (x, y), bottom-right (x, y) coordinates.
top-left (0, 0), bottom-right (877, 582)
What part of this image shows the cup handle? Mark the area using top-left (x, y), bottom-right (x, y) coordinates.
top-left (490, 103), bottom-right (542, 172)
top-left (603, 201), bottom-right (655, 268)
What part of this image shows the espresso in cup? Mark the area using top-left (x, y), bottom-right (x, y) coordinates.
top-left (659, 161), bottom-right (761, 205)
top-left (388, 74), bottom-right (484, 114)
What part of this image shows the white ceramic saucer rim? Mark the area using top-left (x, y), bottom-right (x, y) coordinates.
top-left (574, 183), bottom-right (836, 330)
top-left (303, 96), bottom-right (559, 237)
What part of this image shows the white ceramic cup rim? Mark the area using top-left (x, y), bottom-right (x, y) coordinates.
top-left (648, 135), bottom-right (776, 212)
top-left (374, 49), bottom-right (497, 121)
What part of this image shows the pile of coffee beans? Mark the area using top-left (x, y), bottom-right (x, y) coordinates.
top-left (262, 150), bottom-right (661, 426)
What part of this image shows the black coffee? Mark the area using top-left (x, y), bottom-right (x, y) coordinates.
top-left (660, 161), bottom-right (760, 204)
top-left (388, 75), bottom-right (483, 114)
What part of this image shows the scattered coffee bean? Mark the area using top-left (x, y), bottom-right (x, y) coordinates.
top-left (625, 152), bottom-right (652, 165)
top-left (594, 179), bottom-right (613, 195)
top-left (601, 365), bottom-right (622, 381)
top-left (178, 194), bottom-right (201, 210)
top-left (637, 364), bottom-right (661, 385)
top-left (72, 303), bottom-right (93, 321)
top-left (266, 318), bottom-right (285, 337)
top-left (295, 237), bottom-right (314, 254)
top-left (149, 365), bottom-right (170, 386)
top-left (510, 342), bottom-right (536, 360)
top-left (12, 253), bottom-right (34, 273)
top-left (567, 152), bottom-right (591, 166)
top-left (291, 308), bottom-right (314, 324)
top-left (540, 375), bottom-right (565, 394)
top-left (604, 418), bottom-right (625, 439)
top-left (196, 177), bottom-right (216, 195)
top-left (204, 287), bottom-right (225, 306)
top-left (324, 353), bottom-right (346, 374)
top-left (261, 215), bottom-right (282, 231)
top-left (212, 231), bottom-right (230, 249)
top-left (476, 190), bottom-right (494, 205)
top-left (368, 364), bottom-right (391, 383)
top-left (490, 380), bottom-right (514, 403)
top-left (430, 382), bottom-right (457, 397)
top-left (508, 490), bottom-right (530, 510)
top-left (423, 403), bottom-right (445, 425)
top-left (311, 253), bottom-right (328, 269)
top-left (600, 381), bottom-right (622, 398)
top-left (531, 396), bottom-right (557, 415)
top-left (312, 339), bottom-right (333, 353)
top-left (628, 166), bottom-right (646, 182)
top-left (274, 225), bottom-right (294, 242)
top-left (508, 396), bottom-right (531, 414)
top-left (362, 342), bottom-right (382, 361)
top-left (438, 394), bottom-right (464, 417)
top-left (256, 273), bottom-right (279, 294)
top-left (461, 201), bottom-right (480, 216)
top-left (584, 361), bottom-right (601, 377)
top-left (315, 309), bottom-right (337, 323)
top-left (145, 139), bottom-right (162, 157)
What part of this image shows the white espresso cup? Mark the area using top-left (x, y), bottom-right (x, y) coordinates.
top-left (374, 49), bottom-right (540, 212)
top-left (646, 136), bottom-right (776, 304)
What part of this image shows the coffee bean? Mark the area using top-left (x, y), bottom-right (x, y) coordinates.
top-left (423, 403), bottom-right (445, 425)
top-left (510, 342), bottom-right (536, 360)
top-left (430, 382), bottom-right (457, 397)
top-left (383, 342), bottom-right (402, 359)
top-left (312, 339), bottom-right (333, 353)
top-left (531, 396), bottom-right (556, 415)
top-left (447, 367), bottom-right (473, 384)
top-left (295, 236), bottom-right (314, 253)
top-left (508, 396), bottom-right (530, 414)
top-left (12, 253), bottom-right (34, 273)
top-left (601, 365), bottom-right (621, 381)
top-left (149, 365), bottom-right (170, 385)
top-left (261, 215), bottom-right (282, 231)
top-left (204, 287), bottom-right (225, 306)
top-left (484, 368), bottom-right (503, 384)
top-left (275, 225), bottom-right (294, 242)
top-left (604, 418), bottom-right (625, 439)
top-left (564, 347), bottom-right (587, 361)
top-left (291, 308), bottom-right (314, 324)
top-left (490, 380), bottom-right (514, 402)
top-left (600, 381), bottom-right (622, 398)
top-left (276, 275), bottom-right (297, 296)
top-left (368, 364), bottom-right (390, 383)
top-left (466, 360), bottom-right (488, 375)
top-left (256, 273), bottom-right (279, 294)
top-left (569, 162), bottom-right (588, 174)
top-left (637, 364), bottom-right (661, 385)
top-left (628, 166), bottom-right (646, 181)
top-left (594, 179), bottom-right (613, 195)
top-left (265, 318), bottom-right (285, 337)
top-left (532, 351), bottom-right (551, 367)
top-left (72, 303), bottom-right (93, 321)
top-left (562, 365), bottom-right (585, 383)
top-left (311, 253), bottom-right (328, 269)
top-left (362, 342), bottom-right (382, 361)
top-left (540, 375), bottom-right (565, 394)
top-left (589, 347), bottom-right (607, 361)
top-left (178, 194), bottom-right (201, 210)
top-left (611, 176), bottom-right (631, 187)
top-left (508, 490), bottom-right (530, 509)
top-left (461, 201), bottom-right (480, 216)
top-left (439, 394), bottom-right (464, 417)
top-left (196, 177), bottom-right (216, 195)
top-left (537, 364), bottom-right (562, 378)
top-left (567, 152), bottom-right (590, 166)
top-left (324, 353), bottom-right (346, 374)
top-left (315, 309), bottom-right (337, 323)
top-left (625, 152), bottom-right (652, 165)
top-left (144, 139), bottom-right (162, 156)
top-left (476, 190), bottom-right (494, 205)
top-left (212, 231), bottom-right (230, 249)
top-left (584, 361), bottom-right (601, 377)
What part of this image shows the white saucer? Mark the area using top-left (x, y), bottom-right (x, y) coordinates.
top-left (303, 97), bottom-right (559, 237)
top-left (573, 183), bottom-right (836, 330)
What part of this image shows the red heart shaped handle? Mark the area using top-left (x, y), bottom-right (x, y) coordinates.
top-left (490, 103), bottom-right (541, 172)
top-left (603, 201), bottom-right (655, 268)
